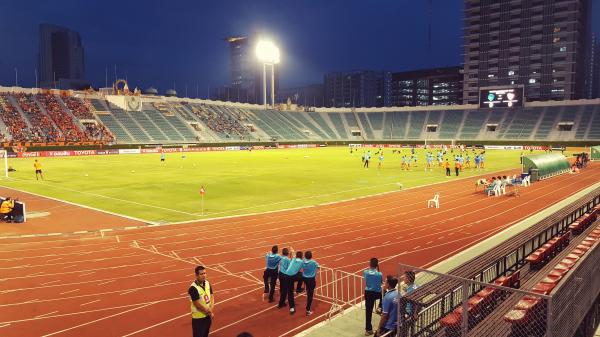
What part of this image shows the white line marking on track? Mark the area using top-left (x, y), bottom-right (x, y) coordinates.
top-left (80, 299), bottom-right (100, 306)
top-left (154, 280), bottom-right (171, 286)
top-left (121, 286), bottom-right (263, 336)
top-left (44, 280), bottom-right (62, 285)
top-left (35, 311), bottom-right (59, 318)
top-left (78, 272), bottom-right (95, 277)
top-left (40, 303), bottom-right (154, 337)
top-left (119, 289), bottom-right (138, 295)
top-left (59, 289), bottom-right (79, 295)
top-left (0, 323), bottom-right (10, 328)
top-left (97, 280), bottom-right (116, 285)
top-left (334, 257), bottom-right (344, 261)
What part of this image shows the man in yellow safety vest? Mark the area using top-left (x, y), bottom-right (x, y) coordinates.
top-left (189, 265), bottom-right (214, 337)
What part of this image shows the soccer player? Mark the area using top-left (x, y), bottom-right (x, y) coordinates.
top-left (378, 153), bottom-right (384, 169)
top-left (160, 151), bottom-right (166, 164)
top-left (33, 159), bottom-right (44, 180)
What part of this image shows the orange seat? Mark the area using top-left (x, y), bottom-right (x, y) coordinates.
top-left (571, 249), bottom-right (586, 256)
top-left (494, 276), bottom-right (510, 286)
top-left (540, 276), bottom-right (560, 285)
top-left (559, 259), bottom-right (576, 268)
top-left (504, 309), bottom-right (528, 324)
top-left (576, 244), bottom-right (591, 251)
top-left (548, 270), bottom-right (564, 278)
top-left (514, 297), bottom-right (540, 310)
top-left (564, 254), bottom-right (580, 261)
top-left (476, 287), bottom-right (497, 300)
top-left (552, 265), bottom-right (570, 275)
top-left (532, 282), bottom-right (555, 295)
top-left (440, 311), bottom-right (461, 327)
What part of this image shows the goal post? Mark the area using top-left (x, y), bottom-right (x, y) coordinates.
top-left (0, 149), bottom-right (7, 178)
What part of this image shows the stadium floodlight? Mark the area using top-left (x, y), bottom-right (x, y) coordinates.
top-left (256, 40), bottom-right (280, 109)
top-left (255, 40), bottom-right (280, 65)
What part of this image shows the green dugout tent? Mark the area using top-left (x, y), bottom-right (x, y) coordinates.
top-left (592, 146), bottom-right (600, 160)
top-left (522, 154), bottom-right (570, 181)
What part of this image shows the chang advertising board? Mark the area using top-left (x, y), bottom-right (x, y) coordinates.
top-left (479, 87), bottom-right (524, 108)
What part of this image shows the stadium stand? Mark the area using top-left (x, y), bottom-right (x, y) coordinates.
top-left (407, 111), bottom-right (426, 139)
top-left (327, 112), bottom-right (349, 138)
top-left (0, 93), bottom-right (32, 141)
top-left (356, 112), bottom-right (375, 139)
top-left (36, 93), bottom-right (87, 142)
top-left (438, 109), bottom-right (464, 139)
top-left (13, 93), bottom-right (61, 142)
top-left (0, 88), bottom-right (599, 144)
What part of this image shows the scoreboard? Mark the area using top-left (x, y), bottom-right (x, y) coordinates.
top-left (479, 87), bottom-right (524, 108)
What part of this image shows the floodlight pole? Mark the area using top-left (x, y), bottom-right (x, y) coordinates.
top-left (271, 63), bottom-right (275, 108)
top-left (263, 63), bottom-right (267, 110)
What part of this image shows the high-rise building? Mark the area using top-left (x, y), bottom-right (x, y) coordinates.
top-left (588, 34), bottom-right (600, 99)
top-left (38, 24), bottom-right (88, 90)
top-left (225, 35), bottom-right (278, 105)
top-left (390, 67), bottom-right (463, 107)
top-left (324, 70), bottom-right (390, 108)
top-left (462, 0), bottom-right (592, 104)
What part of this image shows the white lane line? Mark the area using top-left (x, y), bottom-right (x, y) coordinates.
top-left (40, 303), bottom-right (154, 337)
top-left (119, 289), bottom-right (138, 295)
top-left (62, 264), bottom-right (78, 269)
top-left (154, 280), bottom-right (171, 286)
top-left (121, 285), bottom-right (263, 337)
top-left (35, 311), bottom-right (59, 318)
top-left (59, 289), bottom-right (79, 295)
top-left (97, 280), bottom-right (116, 285)
top-left (334, 257), bottom-right (344, 261)
top-left (78, 272), bottom-right (95, 277)
top-left (121, 313), bottom-right (189, 337)
top-left (80, 299), bottom-right (100, 306)
top-left (0, 323), bottom-right (10, 328)
top-left (44, 280), bottom-right (62, 285)
top-left (244, 272), bottom-right (262, 284)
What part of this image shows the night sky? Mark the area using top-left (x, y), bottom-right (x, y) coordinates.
top-left (0, 0), bottom-right (598, 96)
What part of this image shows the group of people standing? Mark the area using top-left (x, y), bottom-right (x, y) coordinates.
top-left (263, 245), bottom-right (320, 316)
top-left (363, 258), bottom-right (419, 337)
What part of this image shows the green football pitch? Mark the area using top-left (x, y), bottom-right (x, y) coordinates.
top-left (1, 147), bottom-right (539, 223)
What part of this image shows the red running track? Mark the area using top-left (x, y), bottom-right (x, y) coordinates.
top-left (0, 164), bottom-right (599, 337)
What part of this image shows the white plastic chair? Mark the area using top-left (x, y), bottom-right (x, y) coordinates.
top-left (488, 184), bottom-right (500, 197)
top-left (427, 193), bottom-right (440, 208)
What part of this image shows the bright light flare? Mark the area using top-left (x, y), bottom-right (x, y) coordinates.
top-left (255, 40), bottom-right (280, 64)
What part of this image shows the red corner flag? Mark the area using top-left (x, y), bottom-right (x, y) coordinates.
top-left (200, 186), bottom-right (206, 196)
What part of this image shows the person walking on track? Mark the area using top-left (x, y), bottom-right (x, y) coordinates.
top-left (279, 251), bottom-right (304, 314)
top-left (189, 265), bottom-right (214, 337)
top-left (302, 251), bottom-right (320, 316)
top-left (263, 245), bottom-right (282, 303)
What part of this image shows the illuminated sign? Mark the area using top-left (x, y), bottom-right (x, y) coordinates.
top-left (479, 87), bottom-right (524, 108)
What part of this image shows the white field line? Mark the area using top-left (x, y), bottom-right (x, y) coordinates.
top-left (0, 183), bottom-right (152, 224)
